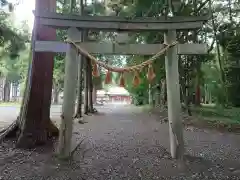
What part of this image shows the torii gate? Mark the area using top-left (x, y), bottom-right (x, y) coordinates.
top-left (33, 1), bottom-right (208, 159)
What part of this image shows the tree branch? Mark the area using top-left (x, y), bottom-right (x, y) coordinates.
top-left (197, 0), bottom-right (210, 12)
top-left (207, 39), bottom-right (215, 53)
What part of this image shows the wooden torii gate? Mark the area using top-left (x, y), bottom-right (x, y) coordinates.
top-left (33, 3), bottom-right (208, 159)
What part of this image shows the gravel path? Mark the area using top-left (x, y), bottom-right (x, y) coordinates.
top-left (0, 104), bottom-right (240, 179)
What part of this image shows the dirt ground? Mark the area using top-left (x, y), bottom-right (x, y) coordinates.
top-left (0, 104), bottom-right (240, 180)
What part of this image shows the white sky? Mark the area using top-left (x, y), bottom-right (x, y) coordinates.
top-left (9, 0), bottom-right (35, 30)
top-left (8, 0), bottom-right (100, 31)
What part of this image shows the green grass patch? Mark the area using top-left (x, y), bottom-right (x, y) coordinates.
top-left (135, 104), bottom-right (153, 112)
top-left (0, 102), bottom-right (21, 106)
top-left (191, 105), bottom-right (240, 125)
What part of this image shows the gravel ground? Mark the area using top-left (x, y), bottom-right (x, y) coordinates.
top-left (0, 104), bottom-right (240, 179)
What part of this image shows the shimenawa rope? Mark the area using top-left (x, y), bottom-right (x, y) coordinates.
top-left (65, 39), bottom-right (178, 73)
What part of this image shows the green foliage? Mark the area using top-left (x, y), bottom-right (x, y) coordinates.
top-left (223, 33), bottom-right (240, 106)
top-left (0, 12), bottom-right (27, 58)
top-left (192, 105), bottom-right (240, 125)
top-left (125, 71), bottom-right (149, 106)
top-left (53, 53), bottom-right (65, 91)
top-left (0, 2), bottom-right (30, 98)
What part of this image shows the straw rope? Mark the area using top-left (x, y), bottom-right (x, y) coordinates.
top-left (65, 39), bottom-right (178, 73)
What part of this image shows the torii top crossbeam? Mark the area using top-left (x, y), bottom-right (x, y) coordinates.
top-left (34, 11), bottom-right (209, 31)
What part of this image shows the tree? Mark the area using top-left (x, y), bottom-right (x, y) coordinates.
top-left (16, 0), bottom-right (60, 148)
top-left (52, 53), bottom-right (65, 104)
top-left (0, 0), bottom-right (59, 148)
top-left (0, 18), bottom-right (30, 101)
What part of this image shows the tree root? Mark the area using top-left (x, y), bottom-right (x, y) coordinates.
top-left (0, 120), bottom-right (19, 142)
top-left (74, 113), bottom-right (82, 119)
top-left (47, 120), bottom-right (59, 137)
top-left (87, 107), bottom-right (98, 114)
top-left (16, 120), bottom-right (59, 149)
top-left (0, 118), bottom-right (59, 149)
top-left (74, 116), bottom-right (87, 124)
top-left (93, 108), bottom-right (98, 113)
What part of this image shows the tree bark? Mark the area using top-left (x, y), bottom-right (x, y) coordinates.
top-left (160, 79), bottom-right (166, 108)
top-left (15, 0), bottom-right (59, 148)
top-left (84, 57), bottom-right (89, 115)
top-left (53, 85), bottom-right (59, 104)
top-left (92, 85), bottom-right (97, 104)
top-left (148, 83), bottom-right (153, 106)
top-left (75, 0), bottom-right (84, 118)
top-left (88, 60), bottom-right (94, 113)
top-left (3, 78), bottom-right (10, 102)
top-left (209, 0), bottom-right (227, 105)
top-left (195, 84), bottom-right (201, 106)
top-left (75, 56), bottom-right (84, 118)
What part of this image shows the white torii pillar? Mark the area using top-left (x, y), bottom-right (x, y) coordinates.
top-left (164, 30), bottom-right (184, 159)
top-left (58, 27), bottom-right (79, 158)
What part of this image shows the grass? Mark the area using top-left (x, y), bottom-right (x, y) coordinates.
top-left (136, 104), bottom-right (153, 111)
top-left (0, 102), bottom-right (21, 106)
top-left (191, 104), bottom-right (240, 124)
top-left (137, 103), bottom-right (240, 131)
top-left (189, 104), bottom-right (240, 132)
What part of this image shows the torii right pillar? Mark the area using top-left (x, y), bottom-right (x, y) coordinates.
top-left (164, 29), bottom-right (184, 159)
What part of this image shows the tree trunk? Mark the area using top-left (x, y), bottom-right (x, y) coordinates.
top-left (185, 87), bottom-right (192, 116)
top-left (195, 84), bottom-right (201, 106)
top-left (75, 55), bottom-right (84, 118)
top-left (3, 79), bottom-right (10, 102)
top-left (53, 86), bottom-right (59, 104)
top-left (148, 83), bottom-right (153, 106)
top-left (228, 0), bottom-right (233, 22)
top-left (92, 85), bottom-right (97, 105)
top-left (15, 0), bottom-right (59, 148)
top-left (75, 0), bottom-right (84, 118)
top-left (84, 57), bottom-right (89, 115)
top-left (160, 79), bottom-right (166, 108)
top-left (88, 60), bottom-right (94, 113)
top-left (209, 0), bottom-right (227, 105)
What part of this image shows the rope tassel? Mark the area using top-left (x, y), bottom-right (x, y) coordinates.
top-left (105, 70), bottom-right (112, 84)
top-left (92, 61), bottom-right (100, 77)
top-left (119, 73), bottom-right (125, 87)
top-left (147, 64), bottom-right (156, 82)
top-left (133, 71), bottom-right (141, 87)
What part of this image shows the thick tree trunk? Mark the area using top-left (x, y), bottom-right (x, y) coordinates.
top-left (16, 50), bottom-right (58, 148)
top-left (15, 0), bottom-right (59, 148)
top-left (3, 79), bottom-right (10, 102)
